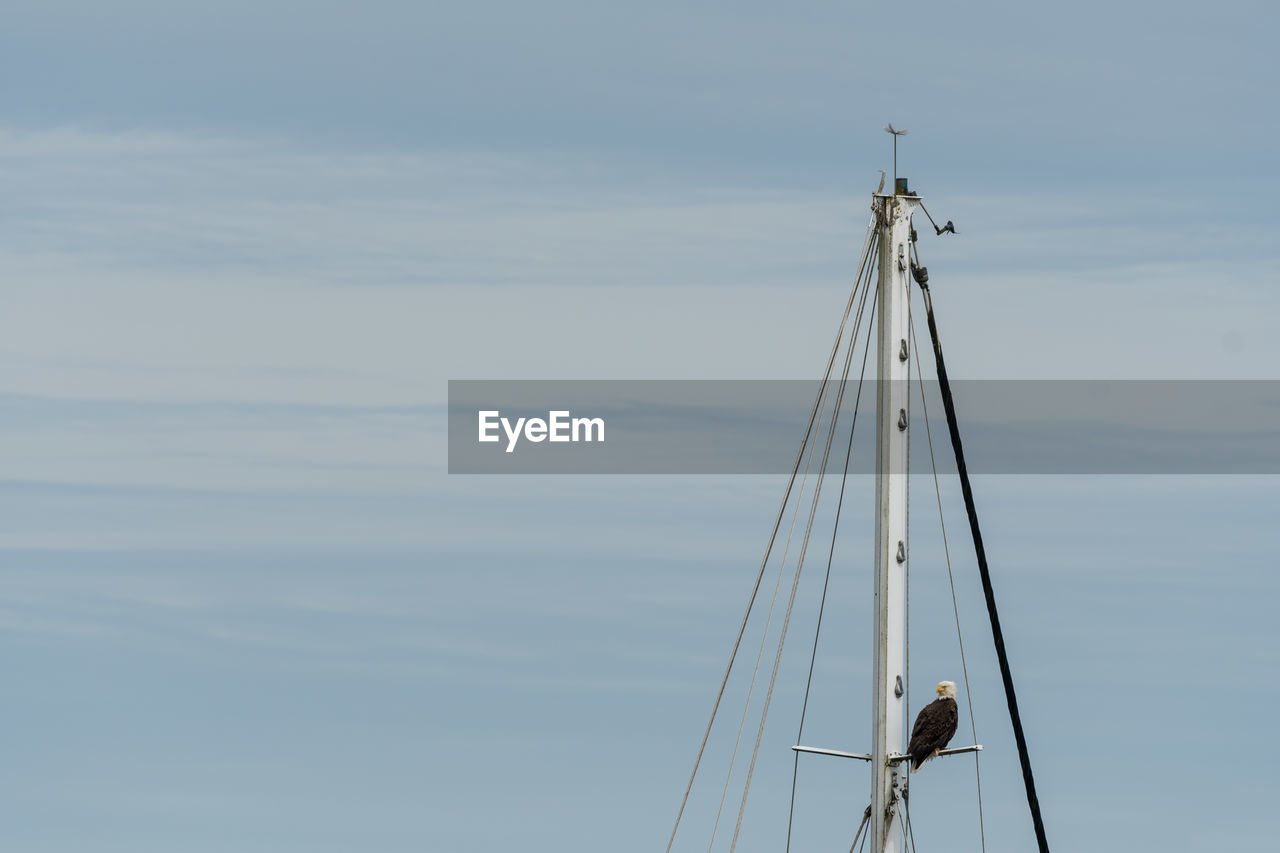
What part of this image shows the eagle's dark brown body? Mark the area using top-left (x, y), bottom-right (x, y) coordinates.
top-left (907, 696), bottom-right (958, 773)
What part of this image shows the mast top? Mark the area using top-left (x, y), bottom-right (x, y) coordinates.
top-left (884, 123), bottom-right (909, 190)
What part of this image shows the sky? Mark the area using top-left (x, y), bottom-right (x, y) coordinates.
top-left (2, 1), bottom-right (1279, 851)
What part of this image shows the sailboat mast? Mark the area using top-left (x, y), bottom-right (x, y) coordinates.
top-left (869, 183), bottom-right (918, 853)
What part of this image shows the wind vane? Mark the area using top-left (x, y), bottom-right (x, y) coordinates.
top-left (884, 123), bottom-right (908, 190)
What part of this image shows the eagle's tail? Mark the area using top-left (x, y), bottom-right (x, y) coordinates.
top-left (908, 749), bottom-right (937, 774)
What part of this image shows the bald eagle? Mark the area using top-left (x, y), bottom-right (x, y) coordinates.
top-left (907, 681), bottom-right (958, 773)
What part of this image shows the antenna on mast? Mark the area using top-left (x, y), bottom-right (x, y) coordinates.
top-left (884, 124), bottom-right (908, 192)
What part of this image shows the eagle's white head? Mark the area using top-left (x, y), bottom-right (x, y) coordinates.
top-left (935, 681), bottom-right (957, 700)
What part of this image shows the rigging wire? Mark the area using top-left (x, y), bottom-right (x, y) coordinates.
top-left (846, 805), bottom-right (872, 853)
top-left (728, 267), bottom-right (880, 852)
top-left (707, 338), bottom-right (839, 851)
top-left (909, 287), bottom-right (988, 853)
top-left (903, 792), bottom-right (919, 853)
top-left (664, 214), bottom-right (880, 853)
top-left (854, 810), bottom-right (871, 853)
top-left (783, 236), bottom-right (880, 852)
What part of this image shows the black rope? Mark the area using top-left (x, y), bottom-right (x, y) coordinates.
top-left (913, 269), bottom-right (1052, 853)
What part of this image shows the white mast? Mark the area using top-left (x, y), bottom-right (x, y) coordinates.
top-left (789, 149), bottom-right (982, 847)
top-left (791, 143), bottom-right (982, 847)
top-left (869, 178), bottom-right (918, 853)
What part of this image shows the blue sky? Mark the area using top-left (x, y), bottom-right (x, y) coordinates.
top-left (3, 1), bottom-right (1279, 851)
